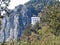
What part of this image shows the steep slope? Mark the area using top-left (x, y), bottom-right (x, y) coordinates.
top-left (0, 0), bottom-right (55, 42)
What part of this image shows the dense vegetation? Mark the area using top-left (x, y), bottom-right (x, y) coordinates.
top-left (0, 1), bottom-right (60, 45)
top-left (39, 1), bottom-right (60, 36)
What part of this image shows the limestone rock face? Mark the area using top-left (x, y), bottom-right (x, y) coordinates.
top-left (0, 5), bottom-right (28, 42)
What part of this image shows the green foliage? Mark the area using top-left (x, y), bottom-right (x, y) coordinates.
top-left (39, 2), bottom-right (60, 36)
top-left (23, 22), bottom-right (41, 36)
top-left (38, 26), bottom-right (60, 45)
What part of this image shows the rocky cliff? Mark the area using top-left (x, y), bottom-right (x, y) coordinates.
top-left (0, 0), bottom-right (55, 43)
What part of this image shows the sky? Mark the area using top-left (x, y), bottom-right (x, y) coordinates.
top-left (8, 0), bottom-right (60, 9)
top-left (8, 0), bottom-right (29, 9)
